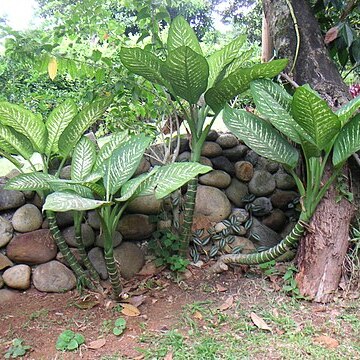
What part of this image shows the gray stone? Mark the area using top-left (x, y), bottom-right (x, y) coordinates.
top-left (127, 195), bottom-right (163, 215)
top-left (3, 264), bottom-right (31, 290)
top-left (96, 230), bottom-right (123, 248)
top-left (270, 190), bottom-right (298, 210)
top-left (230, 208), bottom-right (250, 224)
top-left (134, 157), bottom-right (151, 176)
top-left (224, 236), bottom-right (256, 254)
top-left (12, 204), bottom-right (43, 233)
top-left (7, 229), bottom-right (57, 264)
top-left (248, 170), bottom-right (276, 196)
top-left (0, 189), bottom-right (25, 211)
top-left (244, 150), bottom-right (259, 165)
top-left (262, 209), bottom-right (287, 232)
top-left (255, 157), bottom-right (280, 173)
top-left (252, 197), bottom-right (273, 217)
top-left (274, 171), bottom-right (296, 190)
top-left (0, 275), bottom-right (3, 288)
top-left (171, 137), bottom-right (190, 154)
top-left (118, 214), bottom-right (156, 241)
top-left (43, 211), bottom-right (74, 229)
top-left (87, 210), bottom-right (101, 230)
top-left (206, 130), bottom-right (219, 141)
top-left (176, 151), bottom-right (191, 162)
top-left (158, 219), bottom-right (172, 230)
top-left (199, 170), bottom-right (231, 189)
top-left (280, 221), bottom-right (297, 238)
top-left (222, 144), bottom-right (248, 161)
top-left (62, 224), bottom-right (95, 248)
top-left (0, 253), bottom-right (13, 270)
top-left (32, 260), bottom-right (76, 292)
top-left (0, 216), bottom-right (13, 247)
top-left (195, 185), bottom-right (231, 222)
top-left (235, 161), bottom-right (254, 182)
top-left (249, 218), bottom-right (281, 249)
top-left (23, 191), bottom-right (35, 200)
top-left (0, 289), bottom-right (18, 304)
top-left (148, 144), bottom-right (165, 166)
top-left (199, 156), bottom-right (213, 168)
top-left (211, 156), bottom-right (235, 175)
top-left (216, 133), bottom-right (239, 148)
top-left (201, 141), bottom-right (223, 158)
top-left (88, 247), bottom-right (108, 280)
top-left (59, 165), bottom-right (72, 180)
top-left (225, 178), bottom-right (249, 207)
top-left (113, 242), bottom-right (145, 279)
top-left (30, 193), bottom-right (44, 208)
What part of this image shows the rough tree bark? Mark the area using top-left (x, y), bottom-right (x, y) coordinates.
top-left (263, 0), bottom-right (355, 302)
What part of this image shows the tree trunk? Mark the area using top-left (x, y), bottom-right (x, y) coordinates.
top-left (261, 14), bottom-right (273, 63)
top-left (263, 0), bottom-right (355, 302)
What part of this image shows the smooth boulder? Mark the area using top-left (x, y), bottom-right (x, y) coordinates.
top-left (0, 216), bottom-right (13, 247)
top-left (113, 242), bottom-right (145, 279)
top-left (198, 170), bottom-right (231, 189)
top-left (62, 224), bottom-right (95, 248)
top-left (32, 260), bottom-right (76, 292)
top-left (12, 204), bottom-right (43, 233)
top-left (3, 264), bottom-right (31, 290)
top-left (195, 185), bottom-right (231, 222)
top-left (248, 170), bottom-right (276, 196)
top-left (118, 214), bottom-right (156, 241)
top-left (0, 189), bottom-right (25, 211)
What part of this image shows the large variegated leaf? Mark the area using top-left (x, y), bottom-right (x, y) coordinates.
top-left (207, 35), bottom-right (246, 88)
top-left (93, 131), bottom-right (128, 172)
top-left (59, 97), bottom-right (112, 159)
top-left (116, 170), bottom-right (157, 202)
top-left (161, 46), bottom-right (209, 104)
top-left (250, 79), bottom-right (310, 144)
top-left (43, 192), bottom-right (110, 212)
top-left (48, 181), bottom-right (93, 198)
top-left (153, 162), bottom-right (211, 199)
top-left (45, 99), bottom-right (77, 155)
top-left (4, 172), bottom-right (56, 191)
top-left (167, 16), bottom-right (202, 55)
top-left (120, 47), bottom-right (166, 86)
top-left (223, 106), bottom-right (299, 168)
top-left (104, 135), bottom-right (152, 196)
top-left (205, 59), bottom-right (288, 113)
top-left (333, 114), bottom-right (360, 166)
top-left (71, 136), bottom-right (96, 181)
top-left (0, 101), bottom-right (47, 153)
top-left (292, 86), bottom-right (339, 150)
top-left (336, 96), bottom-right (360, 125)
top-left (0, 124), bottom-right (34, 159)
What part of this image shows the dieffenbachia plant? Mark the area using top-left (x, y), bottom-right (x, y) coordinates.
top-left (1, 97), bottom-right (112, 287)
top-left (119, 15), bottom-right (288, 254)
top-left (36, 132), bottom-right (211, 299)
top-left (212, 79), bottom-right (360, 272)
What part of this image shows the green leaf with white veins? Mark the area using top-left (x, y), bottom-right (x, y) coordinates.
top-left (336, 96), bottom-right (360, 125)
top-left (205, 59), bottom-right (288, 113)
top-left (161, 46), bottom-right (209, 104)
top-left (223, 105), bottom-right (299, 169)
top-left (168, 16), bottom-right (202, 55)
top-left (4, 172), bottom-right (56, 191)
top-left (103, 135), bottom-right (152, 196)
top-left (59, 96), bottom-right (112, 159)
top-left (207, 35), bottom-right (246, 89)
top-left (45, 99), bottom-right (77, 156)
top-left (43, 192), bottom-right (110, 212)
top-left (0, 101), bottom-right (47, 153)
top-left (333, 114), bottom-right (360, 166)
top-left (0, 124), bottom-right (34, 159)
top-left (120, 47), bottom-right (166, 86)
top-left (292, 86), bottom-right (340, 150)
top-left (71, 136), bottom-right (96, 181)
top-left (250, 79), bottom-right (312, 144)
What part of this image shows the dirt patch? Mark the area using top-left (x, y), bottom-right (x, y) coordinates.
top-left (0, 264), bottom-right (359, 359)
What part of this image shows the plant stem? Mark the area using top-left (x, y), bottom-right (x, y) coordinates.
top-left (46, 210), bottom-right (94, 289)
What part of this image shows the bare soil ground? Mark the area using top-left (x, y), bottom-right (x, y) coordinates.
top-left (0, 263), bottom-right (359, 360)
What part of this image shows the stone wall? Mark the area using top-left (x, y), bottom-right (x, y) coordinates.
top-left (0, 131), bottom-right (300, 294)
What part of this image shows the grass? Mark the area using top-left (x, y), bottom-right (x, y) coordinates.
top-left (134, 296), bottom-right (360, 360)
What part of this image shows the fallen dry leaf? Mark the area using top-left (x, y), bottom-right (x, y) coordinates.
top-left (128, 295), bottom-right (146, 308)
top-left (193, 311), bottom-right (203, 320)
top-left (324, 26), bottom-right (339, 44)
top-left (313, 335), bottom-right (339, 349)
top-left (87, 338), bottom-right (106, 349)
top-left (218, 295), bottom-right (234, 311)
top-left (250, 312), bottom-right (272, 331)
top-left (216, 284), bottom-right (228, 292)
top-left (164, 351), bottom-right (173, 360)
top-left (74, 299), bottom-right (100, 310)
top-left (137, 261), bottom-right (164, 276)
top-left (121, 303), bottom-right (141, 317)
